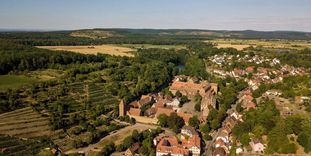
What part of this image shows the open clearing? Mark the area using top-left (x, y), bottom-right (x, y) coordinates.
top-left (37, 44), bottom-right (135, 57)
top-left (0, 75), bottom-right (37, 91)
top-left (0, 69), bottom-right (63, 91)
top-left (207, 39), bottom-right (311, 50)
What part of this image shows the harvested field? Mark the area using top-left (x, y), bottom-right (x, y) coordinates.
top-left (37, 44), bottom-right (135, 57)
top-left (214, 43), bottom-right (250, 50)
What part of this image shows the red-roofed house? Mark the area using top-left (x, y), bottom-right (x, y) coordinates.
top-left (246, 66), bottom-right (254, 73)
top-left (182, 135), bottom-right (201, 156)
top-left (156, 107), bottom-right (175, 117)
top-left (127, 108), bottom-right (141, 116)
top-left (156, 136), bottom-right (189, 156)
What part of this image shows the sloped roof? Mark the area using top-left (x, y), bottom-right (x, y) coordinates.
top-left (182, 135), bottom-right (201, 148)
top-left (128, 108), bottom-right (141, 116)
top-left (156, 107), bottom-right (175, 117)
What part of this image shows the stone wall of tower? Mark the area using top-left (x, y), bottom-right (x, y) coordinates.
top-left (119, 100), bottom-right (125, 117)
top-left (200, 85), bottom-right (217, 117)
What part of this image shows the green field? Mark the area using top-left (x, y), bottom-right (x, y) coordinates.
top-left (0, 75), bottom-right (37, 91)
top-left (119, 44), bottom-right (185, 49)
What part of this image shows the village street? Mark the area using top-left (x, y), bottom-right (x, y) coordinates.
top-left (204, 93), bottom-right (240, 156)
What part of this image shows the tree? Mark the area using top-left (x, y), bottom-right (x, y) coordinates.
top-left (123, 136), bottom-right (134, 149)
top-left (102, 142), bottom-right (115, 156)
top-left (297, 132), bottom-right (311, 153)
top-left (189, 115), bottom-right (200, 129)
top-left (280, 143), bottom-right (297, 154)
top-left (167, 113), bottom-right (185, 133)
top-left (207, 108), bottom-right (218, 122)
top-left (132, 129), bottom-right (140, 141)
top-left (236, 102), bottom-right (243, 113)
top-left (210, 119), bottom-right (221, 130)
top-left (157, 114), bottom-right (168, 127)
top-left (199, 124), bottom-right (210, 134)
top-left (184, 56), bottom-right (209, 79)
top-left (252, 125), bottom-right (265, 138)
top-left (180, 95), bottom-right (189, 106)
top-left (240, 133), bottom-right (250, 146)
top-left (175, 91), bottom-right (182, 97)
top-left (203, 134), bottom-right (213, 141)
top-left (130, 117), bottom-right (136, 125)
top-left (194, 102), bottom-right (201, 112)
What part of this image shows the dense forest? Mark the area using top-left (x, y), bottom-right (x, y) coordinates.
top-left (0, 40), bottom-right (107, 74)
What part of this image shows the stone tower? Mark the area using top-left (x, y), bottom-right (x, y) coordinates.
top-left (119, 100), bottom-right (126, 117)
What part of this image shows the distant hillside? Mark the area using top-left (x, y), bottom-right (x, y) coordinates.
top-left (102, 28), bottom-right (311, 40)
top-left (1, 28), bottom-right (311, 46)
top-left (2, 28), bottom-right (311, 40)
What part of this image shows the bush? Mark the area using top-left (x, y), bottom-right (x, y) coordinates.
top-left (102, 142), bottom-right (115, 156)
top-left (175, 91), bottom-right (182, 97)
top-left (297, 132), bottom-right (311, 153)
top-left (69, 126), bottom-right (84, 135)
top-left (203, 134), bottom-right (213, 141)
top-left (280, 143), bottom-right (297, 154)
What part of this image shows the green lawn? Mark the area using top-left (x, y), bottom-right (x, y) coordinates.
top-left (118, 44), bottom-right (185, 49)
top-left (0, 75), bottom-right (37, 91)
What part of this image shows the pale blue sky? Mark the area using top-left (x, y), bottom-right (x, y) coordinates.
top-left (0, 0), bottom-right (311, 31)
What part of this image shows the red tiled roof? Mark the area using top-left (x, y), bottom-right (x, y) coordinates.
top-left (246, 66), bottom-right (254, 73)
top-left (182, 126), bottom-right (199, 136)
top-left (126, 142), bottom-right (140, 155)
top-left (129, 101), bottom-right (140, 108)
top-left (145, 107), bottom-right (156, 116)
top-left (157, 136), bottom-right (189, 155)
top-left (213, 147), bottom-right (226, 156)
top-left (246, 102), bottom-right (256, 109)
top-left (170, 81), bottom-right (207, 93)
top-left (182, 135), bottom-right (201, 148)
top-left (139, 95), bottom-right (153, 106)
top-left (156, 107), bottom-right (175, 117)
top-left (215, 139), bottom-right (225, 147)
top-left (128, 108), bottom-right (141, 116)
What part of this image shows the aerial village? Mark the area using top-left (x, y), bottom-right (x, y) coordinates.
top-left (116, 53), bottom-right (310, 156)
top-left (119, 75), bottom-right (218, 156)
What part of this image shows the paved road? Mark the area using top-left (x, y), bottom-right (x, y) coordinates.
top-left (65, 123), bottom-right (159, 155)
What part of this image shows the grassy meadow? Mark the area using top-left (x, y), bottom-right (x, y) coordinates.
top-left (0, 75), bottom-right (37, 91)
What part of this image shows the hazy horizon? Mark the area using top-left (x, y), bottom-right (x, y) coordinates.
top-left (1, 0), bottom-right (311, 32)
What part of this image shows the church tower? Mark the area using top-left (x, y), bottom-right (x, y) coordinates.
top-left (119, 100), bottom-right (126, 116)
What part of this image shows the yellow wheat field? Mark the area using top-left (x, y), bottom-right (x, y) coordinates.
top-left (37, 44), bottom-right (135, 57)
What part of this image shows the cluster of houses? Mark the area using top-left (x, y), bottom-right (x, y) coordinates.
top-left (212, 111), bottom-right (266, 156)
top-left (209, 54), bottom-right (280, 66)
top-left (213, 112), bottom-right (243, 156)
top-left (119, 76), bottom-right (218, 124)
top-left (155, 126), bottom-right (201, 156)
top-left (237, 89), bottom-right (256, 110)
top-left (209, 53), bottom-right (307, 91)
top-left (212, 64), bottom-right (306, 91)
top-left (212, 87), bottom-right (271, 156)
